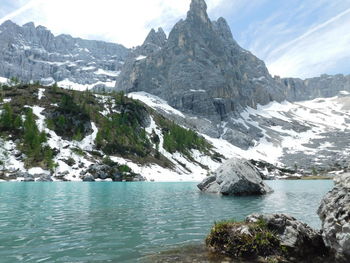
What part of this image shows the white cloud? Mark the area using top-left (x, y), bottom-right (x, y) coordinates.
top-left (1, 0), bottom-right (226, 47)
top-left (0, 0), bottom-right (44, 25)
top-left (267, 8), bottom-right (350, 78)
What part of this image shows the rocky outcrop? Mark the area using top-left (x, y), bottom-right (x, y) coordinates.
top-left (36, 173), bottom-right (53, 182)
top-left (206, 214), bottom-right (329, 262)
top-left (277, 74), bottom-right (350, 102)
top-left (318, 173), bottom-right (350, 262)
top-left (197, 158), bottom-right (272, 195)
top-left (247, 214), bottom-right (328, 258)
top-left (80, 163), bottom-right (146, 182)
top-left (0, 20), bottom-right (128, 88)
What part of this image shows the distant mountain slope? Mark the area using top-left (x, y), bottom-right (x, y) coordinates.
top-left (277, 74), bottom-right (350, 101)
top-left (0, 20), bottom-right (129, 90)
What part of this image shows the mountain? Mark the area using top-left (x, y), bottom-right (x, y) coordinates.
top-left (116, 0), bottom-right (285, 121)
top-left (115, 0), bottom-right (350, 151)
top-left (1, 0), bottom-right (350, 179)
top-left (0, 20), bottom-right (129, 90)
top-left (277, 74), bottom-right (350, 101)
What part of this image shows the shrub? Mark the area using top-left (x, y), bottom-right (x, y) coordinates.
top-left (206, 219), bottom-right (281, 259)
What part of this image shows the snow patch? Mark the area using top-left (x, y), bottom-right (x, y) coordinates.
top-left (136, 55), bottom-right (147, 61)
top-left (128, 92), bottom-right (185, 118)
top-left (94, 69), bottom-right (120, 77)
top-left (0, 77), bottom-right (8, 84)
top-left (38, 88), bottom-right (45, 100)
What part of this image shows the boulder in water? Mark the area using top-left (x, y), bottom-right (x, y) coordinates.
top-left (198, 158), bottom-right (272, 195)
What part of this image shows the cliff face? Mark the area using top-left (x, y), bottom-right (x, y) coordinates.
top-left (116, 0), bottom-right (285, 121)
top-left (278, 74), bottom-right (350, 101)
top-left (0, 20), bottom-right (129, 87)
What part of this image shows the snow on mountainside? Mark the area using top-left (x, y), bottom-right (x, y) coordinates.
top-left (0, 84), bottom-right (224, 182)
top-left (130, 91), bottom-right (350, 174)
top-left (0, 20), bottom-right (129, 91)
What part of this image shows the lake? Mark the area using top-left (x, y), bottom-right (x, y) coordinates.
top-left (0, 180), bottom-right (333, 262)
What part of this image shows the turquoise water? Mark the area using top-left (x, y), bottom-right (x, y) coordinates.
top-left (0, 180), bottom-right (332, 262)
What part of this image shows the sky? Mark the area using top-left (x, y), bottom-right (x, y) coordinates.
top-left (0, 0), bottom-right (350, 78)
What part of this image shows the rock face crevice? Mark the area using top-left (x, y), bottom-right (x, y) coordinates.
top-left (318, 173), bottom-right (350, 262)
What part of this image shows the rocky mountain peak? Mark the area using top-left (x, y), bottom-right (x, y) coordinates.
top-left (213, 17), bottom-right (237, 45)
top-left (0, 20), bottom-right (18, 30)
top-left (143, 27), bottom-right (167, 47)
top-left (23, 22), bottom-right (35, 28)
top-left (187, 0), bottom-right (209, 24)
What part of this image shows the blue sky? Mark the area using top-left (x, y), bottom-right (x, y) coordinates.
top-left (1, 0), bottom-right (350, 78)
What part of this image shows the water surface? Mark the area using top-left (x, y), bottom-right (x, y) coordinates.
top-left (0, 180), bottom-right (332, 262)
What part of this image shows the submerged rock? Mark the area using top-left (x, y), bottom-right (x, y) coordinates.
top-left (197, 158), bottom-right (272, 195)
top-left (318, 173), bottom-right (350, 262)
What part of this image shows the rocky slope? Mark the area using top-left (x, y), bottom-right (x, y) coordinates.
top-left (0, 82), bottom-right (224, 182)
top-left (0, 20), bottom-right (128, 90)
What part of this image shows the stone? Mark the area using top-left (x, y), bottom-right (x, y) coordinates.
top-left (22, 172), bottom-right (35, 182)
top-left (318, 173), bottom-right (350, 262)
top-left (87, 164), bottom-right (112, 180)
top-left (206, 213), bottom-right (329, 262)
top-left (132, 174), bottom-right (147, 182)
top-left (36, 173), bottom-right (53, 182)
top-left (82, 174), bottom-right (95, 182)
top-left (246, 214), bottom-right (328, 258)
top-left (197, 158), bottom-right (273, 195)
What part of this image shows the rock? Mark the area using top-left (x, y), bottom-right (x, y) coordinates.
top-left (318, 173), bottom-right (350, 262)
top-left (197, 158), bottom-right (273, 195)
top-left (87, 164), bottom-right (112, 180)
top-left (132, 174), bottom-right (147, 182)
top-left (246, 214), bottom-right (328, 258)
top-left (82, 174), bottom-right (95, 182)
top-left (36, 173), bottom-right (53, 182)
top-left (206, 214), bottom-right (329, 262)
top-left (22, 172), bottom-right (35, 182)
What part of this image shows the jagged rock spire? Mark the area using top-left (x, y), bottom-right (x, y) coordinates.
top-left (187, 0), bottom-right (210, 24)
top-left (143, 27), bottom-right (167, 47)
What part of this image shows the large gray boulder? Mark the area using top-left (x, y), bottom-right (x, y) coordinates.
top-left (197, 158), bottom-right (273, 195)
top-left (318, 173), bottom-right (350, 262)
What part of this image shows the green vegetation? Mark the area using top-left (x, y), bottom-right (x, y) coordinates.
top-left (157, 117), bottom-right (212, 158)
top-left (206, 219), bottom-right (283, 260)
top-left (46, 93), bottom-right (90, 141)
top-left (95, 95), bottom-right (152, 158)
top-left (0, 103), bottom-right (55, 170)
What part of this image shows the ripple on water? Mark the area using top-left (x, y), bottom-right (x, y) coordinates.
top-left (0, 180), bottom-right (333, 262)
